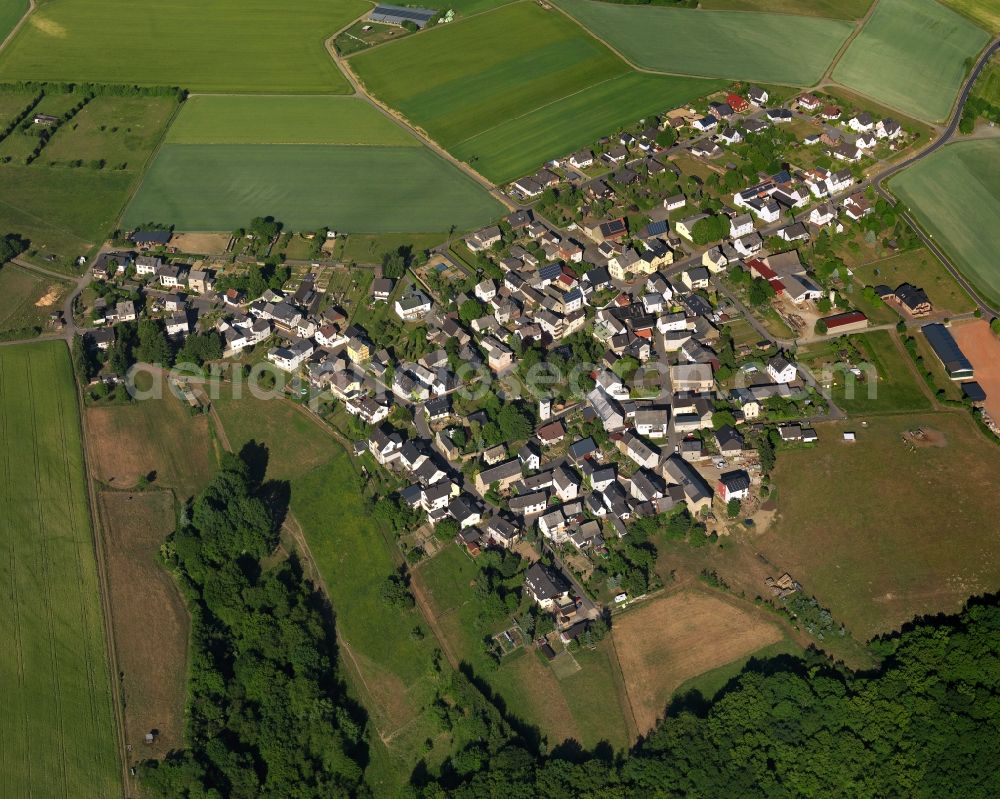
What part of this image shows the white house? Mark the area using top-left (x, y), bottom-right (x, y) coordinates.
top-left (876, 119), bottom-right (902, 140)
top-left (267, 340), bottom-right (314, 372)
top-left (729, 213), bottom-right (754, 239)
top-left (394, 288), bottom-right (432, 321)
top-left (766, 355), bottom-right (797, 384)
top-left (847, 112), bottom-right (874, 133)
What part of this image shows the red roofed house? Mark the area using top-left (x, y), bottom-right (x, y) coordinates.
top-left (726, 93), bottom-right (749, 113)
top-left (746, 258), bottom-right (786, 295)
top-left (822, 310), bottom-right (868, 334)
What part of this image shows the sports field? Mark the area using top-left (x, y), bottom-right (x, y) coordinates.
top-left (553, 0), bottom-right (853, 85)
top-left (761, 412), bottom-right (1000, 639)
top-left (351, 2), bottom-right (721, 182)
top-left (0, 0), bottom-right (367, 92)
top-left (124, 143), bottom-right (505, 232)
top-left (832, 0), bottom-right (990, 121)
top-left (0, 341), bottom-right (120, 798)
top-left (166, 96), bottom-right (417, 146)
top-left (890, 139), bottom-right (1000, 306)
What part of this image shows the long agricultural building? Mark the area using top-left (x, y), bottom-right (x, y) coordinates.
top-left (921, 323), bottom-right (974, 381)
top-left (370, 4), bottom-right (437, 27)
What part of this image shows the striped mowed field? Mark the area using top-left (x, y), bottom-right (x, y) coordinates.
top-left (351, 1), bottom-right (723, 181)
top-left (0, 341), bottom-right (121, 798)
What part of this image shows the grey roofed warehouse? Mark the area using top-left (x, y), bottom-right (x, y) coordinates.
top-left (370, 4), bottom-right (437, 27)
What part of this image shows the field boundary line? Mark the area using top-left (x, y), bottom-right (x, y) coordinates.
top-left (817, 0), bottom-right (880, 85)
top-left (0, 0), bottom-right (35, 55)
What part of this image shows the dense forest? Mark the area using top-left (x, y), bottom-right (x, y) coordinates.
top-left (146, 457), bottom-right (1000, 797)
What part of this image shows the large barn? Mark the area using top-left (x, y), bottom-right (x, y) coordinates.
top-left (369, 4), bottom-right (437, 28)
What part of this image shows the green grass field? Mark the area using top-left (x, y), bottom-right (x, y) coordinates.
top-left (890, 139), bottom-right (1000, 306)
top-left (553, 0), bottom-right (853, 85)
top-left (0, 0), bottom-right (27, 42)
top-left (0, 341), bottom-right (120, 798)
top-left (166, 96), bottom-right (417, 146)
top-left (832, 0), bottom-right (990, 121)
top-left (971, 55), bottom-right (1000, 105)
top-left (762, 412), bottom-right (1000, 639)
top-left (124, 143), bottom-right (505, 232)
top-left (451, 71), bottom-right (725, 183)
top-left (0, 165), bottom-right (132, 261)
top-left (800, 330), bottom-right (932, 415)
top-left (701, 0), bottom-right (872, 18)
top-left (0, 90), bottom-right (34, 128)
top-left (851, 247), bottom-right (976, 315)
top-left (0, 0), bottom-right (367, 92)
top-left (352, 2), bottom-right (721, 181)
top-left (42, 95), bottom-right (177, 168)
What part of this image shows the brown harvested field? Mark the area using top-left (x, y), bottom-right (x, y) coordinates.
top-left (169, 231), bottom-right (231, 253)
top-left (950, 319), bottom-right (1000, 420)
top-left (613, 589), bottom-right (784, 733)
top-left (759, 412), bottom-right (1000, 640)
top-left (86, 392), bottom-right (215, 500)
top-left (97, 491), bottom-right (188, 760)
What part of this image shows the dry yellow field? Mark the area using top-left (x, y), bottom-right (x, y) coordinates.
top-left (613, 589), bottom-right (784, 733)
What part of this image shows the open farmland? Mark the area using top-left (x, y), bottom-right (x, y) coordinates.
top-left (890, 139), bottom-right (1000, 306)
top-left (612, 589), bottom-right (785, 734)
top-left (0, 341), bottom-right (120, 798)
top-left (124, 143), bottom-right (504, 233)
top-left (451, 72), bottom-right (725, 183)
top-left (760, 413), bottom-right (1000, 639)
top-left (0, 0), bottom-right (367, 93)
top-left (351, 2), bottom-right (721, 182)
top-left (85, 387), bottom-right (215, 501)
top-left (97, 490), bottom-right (188, 760)
top-left (166, 95), bottom-right (417, 146)
top-left (832, 0), bottom-right (989, 121)
top-left (701, 0), bottom-right (872, 18)
top-left (553, 0), bottom-right (852, 85)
